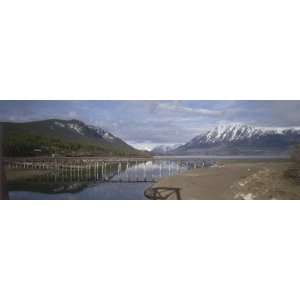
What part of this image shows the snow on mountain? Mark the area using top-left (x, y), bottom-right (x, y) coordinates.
top-left (186, 123), bottom-right (300, 145)
top-left (87, 124), bottom-right (116, 141)
top-left (151, 144), bottom-right (182, 154)
top-left (52, 119), bottom-right (116, 141)
top-left (257, 126), bottom-right (300, 135)
top-left (151, 123), bottom-right (300, 155)
top-left (172, 123), bottom-right (300, 155)
top-left (54, 121), bottom-right (65, 128)
top-left (67, 122), bottom-right (84, 135)
top-left (103, 132), bottom-right (115, 140)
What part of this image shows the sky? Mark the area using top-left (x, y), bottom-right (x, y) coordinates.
top-left (1, 100), bottom-right (300, 150)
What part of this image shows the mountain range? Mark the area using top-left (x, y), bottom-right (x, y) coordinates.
top-left (152, 124), bottom-right (300, 156)
top-left (1, 119), bottom-right (148, 157)
top-left (151, 144), bottom-right (182, 155)
top-left (3, 120), bottom-right (300, 157)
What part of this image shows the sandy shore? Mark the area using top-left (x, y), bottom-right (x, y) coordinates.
top-left (144, 161), bottom-right (300, 200)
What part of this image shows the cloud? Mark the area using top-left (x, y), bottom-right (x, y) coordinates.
top-left (225, 101), bottom-right (300, 127)
top-left (153, 101), bottom-right (224, 117)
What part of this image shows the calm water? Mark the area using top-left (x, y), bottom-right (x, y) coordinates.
top-left (8, 159), bottom-right (211, 200)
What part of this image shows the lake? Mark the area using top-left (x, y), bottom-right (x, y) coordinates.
top-left (8, 158), bottom-right (213, 200)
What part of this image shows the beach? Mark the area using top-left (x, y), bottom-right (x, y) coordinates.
top-left (144, 160), bottom-right (300, 200)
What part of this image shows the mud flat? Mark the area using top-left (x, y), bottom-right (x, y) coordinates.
top-left (144, 161), bottom-right (300, 200)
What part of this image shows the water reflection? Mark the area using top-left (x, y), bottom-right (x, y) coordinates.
top-left (7, 159), bottom-right (214, 199)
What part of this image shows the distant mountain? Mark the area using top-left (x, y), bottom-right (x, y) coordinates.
top-left (170, 124), bottom-right (300, 156)
top-left (151, 144), bottom-right (182, 155)
top-left (1, 119), bottom-right (149, 157)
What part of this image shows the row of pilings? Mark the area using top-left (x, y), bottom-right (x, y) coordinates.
top-left (4, 158), bottom-right (215, 183)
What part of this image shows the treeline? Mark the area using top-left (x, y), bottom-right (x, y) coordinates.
top-left (3, 133), bottom-right (137, 157)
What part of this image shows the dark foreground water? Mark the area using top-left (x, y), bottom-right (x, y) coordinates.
top-left (9, 182), bottom-right (151, 200)
top-left (8, 159), bottom-right (210, 200)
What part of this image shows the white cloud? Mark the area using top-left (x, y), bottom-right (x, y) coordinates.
top-left (155, 101), bottom-right (224, 117)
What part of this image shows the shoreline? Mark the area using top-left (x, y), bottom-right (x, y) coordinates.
top-left (144, 161), bottom-right (300, 200)
top-left (6, 168), bottom-right (51, 181)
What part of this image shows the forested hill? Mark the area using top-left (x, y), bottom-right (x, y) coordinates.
top-left (1, 119), bottom-right (149, 157)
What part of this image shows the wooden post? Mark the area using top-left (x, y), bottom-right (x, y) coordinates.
top-left (126, 161), bottom-right (128, 181)
top-left (96, 162), bottom-right (99, 181)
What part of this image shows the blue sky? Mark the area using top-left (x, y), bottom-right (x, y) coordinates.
top-left (1, 100), bottom-right (300, 150)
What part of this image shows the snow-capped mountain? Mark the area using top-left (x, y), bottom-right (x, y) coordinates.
top-left (171, 124), bottom-right (300, 156)
top-left (151, 144), bottom-right (182, 154)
